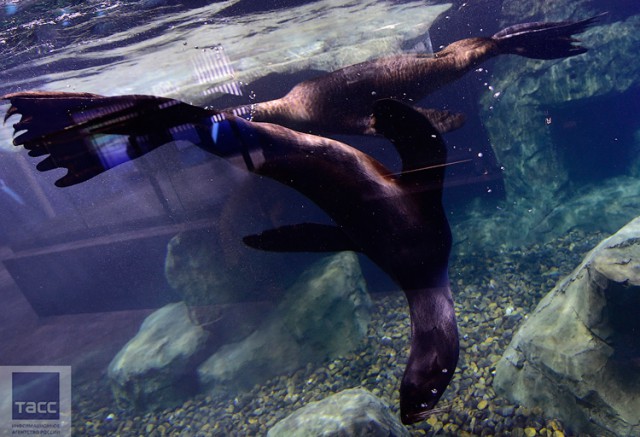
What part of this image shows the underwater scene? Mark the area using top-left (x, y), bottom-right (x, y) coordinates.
top-left (0, 0), bottom-right (639, 435)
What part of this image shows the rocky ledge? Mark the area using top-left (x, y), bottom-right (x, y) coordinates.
top-left (495, 216), bottom-right (640, 436)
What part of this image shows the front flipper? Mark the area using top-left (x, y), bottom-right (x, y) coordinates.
top-left (372, 98), bottom-right (447, 191)
top-left (243, 223), bottom-right (358, 253)
top-left (3, 91), bottom-right (218, 187)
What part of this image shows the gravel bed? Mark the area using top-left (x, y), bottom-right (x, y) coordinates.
top-left (71, 229), bottom-right (606, 436)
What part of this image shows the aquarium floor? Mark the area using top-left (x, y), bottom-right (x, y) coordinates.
top-left (2, 228), bottom-right (607, 436)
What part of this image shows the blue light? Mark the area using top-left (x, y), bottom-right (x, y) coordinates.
top-left (5, 4), bottom-right (18, 15)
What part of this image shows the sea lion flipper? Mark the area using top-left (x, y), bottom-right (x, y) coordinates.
top-left (243, 223), bottom-right (358, 253)
top-left (493, 13), bottom-right (605, 60)
top-left (3, 92), bottom-right (218, 186)
top-left (372, 99), bottom-right (447, 188)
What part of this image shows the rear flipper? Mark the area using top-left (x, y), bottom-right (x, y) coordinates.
top-left (493, 13), bottom-right (605, 59)
top-left (3, 91), bottom-right (219, 187)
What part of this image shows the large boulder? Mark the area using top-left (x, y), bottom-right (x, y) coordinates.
top-left (198, 252), bottom-right (372, 394)
top-left (529, 176), bottom-right (640, 240)
top-left (267, 388), bottom-right (409, 437)
top-left (164, 176), bottom-right (329, 318)
top-left (494, 217), bottom-right (640, 436)
top-left (107, 302), bottom-right (212, 410)
top-left (463, 12), bottom-right (640, 248)
top-left (107, 301), bottom-right (266, 410)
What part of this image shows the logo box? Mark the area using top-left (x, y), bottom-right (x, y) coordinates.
top-left (12, 372), bottom-right (60, 420)
top-left (0, 366), bottom-right (71, 437)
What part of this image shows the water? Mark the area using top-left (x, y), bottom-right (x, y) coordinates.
top-left (0, 1), bottom-right (639, 436)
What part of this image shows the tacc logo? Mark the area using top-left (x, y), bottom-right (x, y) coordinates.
top-left (12, 372), bottom-right (60, 420)
top-left (14, 401), bottom-right (58, 415)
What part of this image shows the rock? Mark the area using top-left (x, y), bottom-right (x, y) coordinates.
top-left (107, 302), bottom-right (211, 410)
top-left (530, 176), bottom-right (640, 240)
top-left (267, 388), bottom-right (409, 437)
top-left (165, 230), bottom-right (241, 306)
top-left (164, 223), bottom-right (318, 321)
top-left (198, 252), bottom-right (372, 394)
top-left (494, 217), bottom-right (640, 436)
top-left (459, 13), bottom-right (640, 249)
top-left (500, 0), bottom-right (593, 24)
top-left (164, 175), bottom-right (328, 317)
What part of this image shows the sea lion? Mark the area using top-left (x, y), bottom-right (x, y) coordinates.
top-left (226, 14), bottom-right (602, 135)
top-left (0, 14), bottom-right (600, 423)
top-left (3, 91), bottom-right (455, 424)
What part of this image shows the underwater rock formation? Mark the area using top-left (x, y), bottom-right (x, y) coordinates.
top-left (530, 176), bottom-right (640, 240)
top-left (107, 302), bottom-right (211, 410)
top-left (467, 13), bottom-right (640, 247)
top-left (165, 225), bottom-right (320, 312)
top-left (198, 252), bottom-right (372, 394)
top-left (267, 388), bottom-right (409, 437)
top-left (494, 216), bottom-right (640, 436)
top-left (109, 251), bottom-right (368, 410)
top-left (500, 0), bottom-right (596, 23)
top-left (165, 231), bottom-right (240, 306)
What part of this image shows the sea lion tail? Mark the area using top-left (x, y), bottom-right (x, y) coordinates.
top-left (3, 92), bottom-right (218, 187)
top-left (492, 13), bottom-right (605, 59)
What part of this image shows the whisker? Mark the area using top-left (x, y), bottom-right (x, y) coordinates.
top-left (385, 159), bottom-right (473, 178)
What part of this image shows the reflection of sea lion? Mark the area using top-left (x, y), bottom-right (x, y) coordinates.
top-left (227, 15), bottom-right (602, 135)
top-left (4, 92), bottom-right (455, 423)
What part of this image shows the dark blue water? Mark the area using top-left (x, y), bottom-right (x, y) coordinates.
top-left (0, 1), bottom-right (639, 435)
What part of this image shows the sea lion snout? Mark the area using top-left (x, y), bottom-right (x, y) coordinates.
top-left (399, 346), bottom-right (456, 424)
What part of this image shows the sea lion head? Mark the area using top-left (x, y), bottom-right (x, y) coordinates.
top-left (399, 352), bottom-right (456, 424)
top-left (399, 287), bottom-right (459, 425)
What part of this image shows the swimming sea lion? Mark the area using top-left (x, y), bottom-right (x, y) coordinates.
top-left (226, 14), bottom-right (602, 135)
top-left (0, 14), bottom-right (600, 423)
top-left (3, 91), bottom-right (455, 424)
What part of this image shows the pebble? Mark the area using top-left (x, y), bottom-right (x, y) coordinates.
top-left (499, 405), bottom-right (515, 416)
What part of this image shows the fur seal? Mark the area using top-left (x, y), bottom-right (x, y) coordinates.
top-left (3, 91), bottom-right (455, 423)
top-left (227, 15), bottom-right (602, 135)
